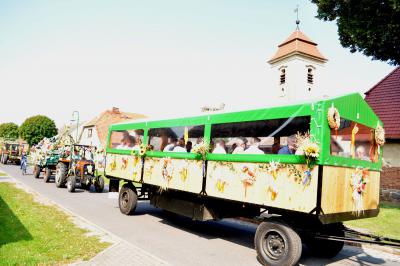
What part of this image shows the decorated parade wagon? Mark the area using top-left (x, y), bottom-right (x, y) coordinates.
top-left (102, 93), bottom-right (385, 266)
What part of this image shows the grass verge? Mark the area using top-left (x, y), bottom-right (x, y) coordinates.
top-left (0, 182), bottom-right (110, 265)
top-left (345, 202), bottom-right (400, 240)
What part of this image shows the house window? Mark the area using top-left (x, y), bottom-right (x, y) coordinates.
top-left (280, 69), bottom-right (286, 85)
top-left (307, 68), bottom-right (314, 84)
top-left (87, 128), bottom-right (93, 138)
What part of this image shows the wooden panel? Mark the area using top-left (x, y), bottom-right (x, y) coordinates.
top-left (321, 166), bottom-right (380, 214)
top-left (206, 161), bottom-right (318, 213)
top-left (142, 158), bottom-right (203, 194)
top-left (105, 154), bottom-right (142, 182)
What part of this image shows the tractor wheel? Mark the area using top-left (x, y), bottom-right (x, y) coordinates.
top-left (94, 176), bottom-right (105, 193)
top-left (305, 222), bottom-right (344, 258)
top-left (55, 163), bottom-right (67, 188)
top-left (2, 155), bottom-right (8, 165)
top-left (255, 220), bottom-right (302, 266)
top-left (43, 167), bottom-right (51, 183)
top-left (67, 176), bottom-right (76, 193)
top-left (118, 184), bottom-right (137, 215)
top-left (33, 165), bottom-right (41, 179)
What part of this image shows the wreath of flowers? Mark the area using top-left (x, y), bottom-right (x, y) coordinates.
top-left (375, 124), bottom-right (385, 146)
top-left (327, 106), bottom-right (340, 130)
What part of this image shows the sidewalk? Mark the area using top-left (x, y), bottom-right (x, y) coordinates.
top-left (0, 171), bottom-right (170, 266)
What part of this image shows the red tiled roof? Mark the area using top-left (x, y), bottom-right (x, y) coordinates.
top-left (365, 67), bottom-right (400, 139)
top-left (268, 30), bottom-right (327, 64)
top-left (83, 108), bottom-right (147, 147)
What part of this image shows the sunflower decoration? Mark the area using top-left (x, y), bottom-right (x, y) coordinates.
top-left (191, 139), bottom-right (210, 160)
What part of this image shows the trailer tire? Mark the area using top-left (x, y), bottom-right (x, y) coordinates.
top-left (67, 176), bottom-right (76, 192)
top-left (33, 165), bottom-right (41, 179)
top-left (119, 184), bottom-right (137, 215)
top-left (55, 163), bottom-right (67, 188)
top-left (43, 167), bottom-right (51, 183)
top-left (305, 222), bottom-right (344, 258)
top-left (255, 220), bottom-right (302, 266)
top-left (94, 176), bottom-right (105, 193)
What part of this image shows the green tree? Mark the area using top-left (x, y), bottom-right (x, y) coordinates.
top-left (0, 123), bottom-right (19, 139)
top-left (311, 0), bottom-right (400, 65)
top-left (19, 115), bottom-right (58, 146)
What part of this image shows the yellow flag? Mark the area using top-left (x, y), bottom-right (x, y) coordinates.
top-left (184, 127), bottom-right (189, 144)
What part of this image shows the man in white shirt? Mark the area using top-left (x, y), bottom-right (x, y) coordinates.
top-left (172, 138), bottom-right (187, 152)
top-left (163, 138), bottom-right (177, 152)
top-left (212, 140), bottom-right (227, 154)
top-left (244, 137), bottom-right (264, 154)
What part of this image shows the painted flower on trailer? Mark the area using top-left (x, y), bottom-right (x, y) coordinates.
top-left (161, 157), bottom-right (174, 182)
top-left (267, 160), bottom-right (281, 180)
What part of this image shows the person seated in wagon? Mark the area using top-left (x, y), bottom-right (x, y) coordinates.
top-left (278, 135), bottom-right (296, 154)
top-left (172, 138), bottom-right (187, 152)
top-left (212, 140), bottom-right (227, 154)
top-left (244, 137), bottom-right (264, 154)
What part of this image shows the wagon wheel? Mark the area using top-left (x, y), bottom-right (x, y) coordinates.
top-left (118, 184), bottom-right (137, 215)
top-left (254, 220), bottom-right (302, 266)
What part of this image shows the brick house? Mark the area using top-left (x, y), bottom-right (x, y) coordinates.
top-left (79, 107), bottom-right (146, 149)
top-left (365, 67), bottom-right (400, 191)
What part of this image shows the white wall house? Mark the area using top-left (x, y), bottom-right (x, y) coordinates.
top-left (268, 29), bottom-right (328, 102)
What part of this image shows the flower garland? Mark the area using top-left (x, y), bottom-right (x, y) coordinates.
top-left (350, 167), bottom-right (369, 216)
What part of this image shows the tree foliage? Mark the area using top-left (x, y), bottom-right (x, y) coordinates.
top-left (0, 123), bottom-right (19, 139)
top-left (19, 115), bottom-right (58, 146)
top-left (311, 0), bottom-right (400, 65)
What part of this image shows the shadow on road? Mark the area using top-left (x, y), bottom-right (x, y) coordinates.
top-left (134, 201), bottom-right (389, 265)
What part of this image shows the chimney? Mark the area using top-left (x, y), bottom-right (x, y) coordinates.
top-left (112, 107), bottom-right (120, 114)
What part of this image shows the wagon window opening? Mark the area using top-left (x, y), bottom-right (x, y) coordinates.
top-left (330, 118), bottom-right (373, 162)
top-left (109, 129), bottom-right (144, 150)
top-left (210, 116), bottom-right (310, 155)
top-left (148, 125), bottom-right (205, 152)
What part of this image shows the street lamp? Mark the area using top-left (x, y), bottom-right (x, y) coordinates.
top-left (71, 111), bottom-right (80, 143)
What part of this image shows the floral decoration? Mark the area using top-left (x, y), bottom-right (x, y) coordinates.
top-left (241, 166), bottom-right (257, 197)
top-left (350, 167), bottom-right (369, 215)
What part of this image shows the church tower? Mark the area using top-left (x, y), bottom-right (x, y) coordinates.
top-left (268, 25), bottom-right (327, 102)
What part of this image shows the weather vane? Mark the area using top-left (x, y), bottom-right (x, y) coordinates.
top-left (294, 5), bottom-right (300, 30)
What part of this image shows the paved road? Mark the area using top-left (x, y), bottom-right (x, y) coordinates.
top-left (1, 164), bottom-right (399, 266)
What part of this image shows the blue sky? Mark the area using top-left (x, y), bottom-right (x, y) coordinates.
top-left (0, 0), bottom-right (395, 126)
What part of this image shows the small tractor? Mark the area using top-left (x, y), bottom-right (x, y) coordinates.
top-left (0, 139), bottom-right (22, 165)
top-left (55, 144), bottom-right (104, 193)
top-left (33, 150), bottom-right (60, 183)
